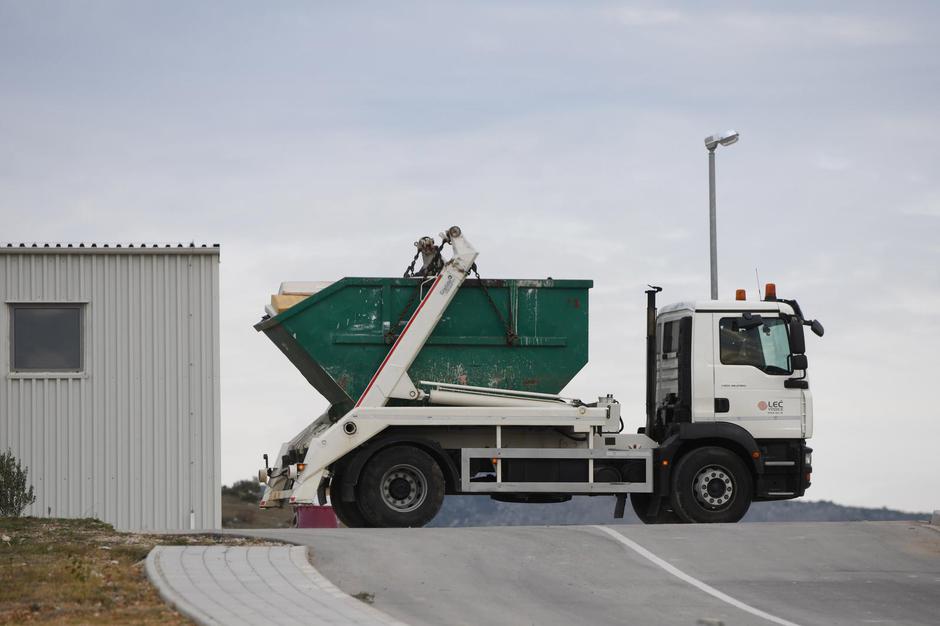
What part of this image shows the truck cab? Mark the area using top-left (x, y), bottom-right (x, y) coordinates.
top-left (655, 299), bottom-right (811, 440)
top-left (631, 287), bottom-right (822, 523)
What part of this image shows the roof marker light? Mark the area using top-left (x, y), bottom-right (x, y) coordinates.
top-left (735, 289), bottom-right (746, 301)
top-left (764, 283), bottom-right (777, 301)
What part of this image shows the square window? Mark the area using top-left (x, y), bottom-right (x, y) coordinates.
top-left (11, 304), bottom-right (83, 371)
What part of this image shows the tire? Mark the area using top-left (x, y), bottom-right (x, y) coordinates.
top-left (330, 475), bottom-right (370, 528)
top-left (630, 493), bottom-right (685, 524)
top-left (670, 446), bottom-right (753, 523)
top-left (357, 446), bottom-right (445, 528)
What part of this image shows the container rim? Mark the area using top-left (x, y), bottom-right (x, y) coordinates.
top-left (254, 276), bottom-right (593, 331)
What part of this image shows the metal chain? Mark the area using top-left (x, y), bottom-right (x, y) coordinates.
top-left (402, 250), bottom-right (421, 278)
top-left (386, 285), bottom-right (422, 343)
top-left (471, 263), bottom-right (518, 345)
top-left (395, 243), bottom-right (517, 346)
top-left (403, 243), bottom-right (444, 278)
top-left (391, 239), bottom-right (444, 342)
top-left (419, 245), bottom-right (444, 277)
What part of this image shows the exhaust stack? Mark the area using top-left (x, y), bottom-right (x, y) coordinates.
top-left (645, 286), bottom-right (662, 435)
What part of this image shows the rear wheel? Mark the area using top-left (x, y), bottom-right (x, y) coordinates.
top-left (630, 493), bottom-right (685, 524)
top-left (330, 476), bottom-right (369, 528)
top-left (670, 446), bottom-right (753, 523)
top-left (357, 446), bottom-right (445, 528)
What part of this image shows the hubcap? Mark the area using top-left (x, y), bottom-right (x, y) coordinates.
top-left (380, 464), bottom-right (427, 512)
top-left (693, 465), bottom-right (734, 509)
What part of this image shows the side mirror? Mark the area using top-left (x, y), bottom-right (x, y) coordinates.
top-left (810, 319), bottom-right (824, 337)
top-left (790, 354), bottom-right (808, 371)
top-left (789, 318), bottom-right (806, 354)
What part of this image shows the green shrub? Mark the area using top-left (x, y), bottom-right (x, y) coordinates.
top-left (221, 479), bottom-right (263, 502)
top-left (0, 449), bottom-right (37, 517)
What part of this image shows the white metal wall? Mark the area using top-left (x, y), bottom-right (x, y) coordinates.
top-left (0, 246), bottom-right (221, 531)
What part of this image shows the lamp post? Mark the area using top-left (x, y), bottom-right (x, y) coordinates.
top-left (704, 130), bottom-right (739, 300)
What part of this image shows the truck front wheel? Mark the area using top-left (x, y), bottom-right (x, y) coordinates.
top-left (357, 446), bottom-right (445, 528)
top-left (630, 493), bottom-right (684, 524)
top-left (670, 447), bottom-right (753, 523)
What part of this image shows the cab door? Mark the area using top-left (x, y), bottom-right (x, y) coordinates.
top-left (711, 313), bottom-right (804, 439)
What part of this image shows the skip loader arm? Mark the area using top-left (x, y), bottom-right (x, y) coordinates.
top-left (281, 226), bottom-right (478, 505)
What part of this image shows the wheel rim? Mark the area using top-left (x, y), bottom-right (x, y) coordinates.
top-left (692, 465), bottom-right (734, 510)
top-left (380, 464), bottom-right (427, 512)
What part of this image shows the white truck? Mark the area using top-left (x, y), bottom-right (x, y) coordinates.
top-left (257, 226), bottom-right (823, 526)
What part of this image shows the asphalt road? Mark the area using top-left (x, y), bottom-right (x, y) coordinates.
top-left (241, 522), bottom-right (940, 626)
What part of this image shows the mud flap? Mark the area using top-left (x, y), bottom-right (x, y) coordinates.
top-left (614, 494), bottom-right (626, 519)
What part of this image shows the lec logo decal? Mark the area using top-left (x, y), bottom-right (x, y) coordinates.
top-left (758, 400), bottom-right (784, 414)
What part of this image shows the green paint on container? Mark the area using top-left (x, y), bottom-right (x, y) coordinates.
top-left (255, 277), bottom-right (591, 413)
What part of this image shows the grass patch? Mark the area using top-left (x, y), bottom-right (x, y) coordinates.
top-left (221, 491), bottom-right (294, 528)
top-left (0, 517), bottom-right (281, 624)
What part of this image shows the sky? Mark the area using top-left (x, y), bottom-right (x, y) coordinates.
top-left (1, 1), bottom-right (938, 512)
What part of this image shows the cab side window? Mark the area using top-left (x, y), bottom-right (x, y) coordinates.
top-left (661, 320), bottom-right (679, 355)
top-left (719, 317), bottom-right (791, 375)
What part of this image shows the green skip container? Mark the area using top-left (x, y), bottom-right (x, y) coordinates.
top-left (255, 277), bottom-right (591, 414)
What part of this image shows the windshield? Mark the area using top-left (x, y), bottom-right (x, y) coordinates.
top-left (719, 317), bottom-right (791, 375)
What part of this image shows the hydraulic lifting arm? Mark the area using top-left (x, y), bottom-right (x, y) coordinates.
top-left (355, 225), bottom-right (478, 408)
top-left (265, 226), bottom-right (477, 506)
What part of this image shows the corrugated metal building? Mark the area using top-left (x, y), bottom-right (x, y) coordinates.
top-left (0, 243), bottom-right (220, 530)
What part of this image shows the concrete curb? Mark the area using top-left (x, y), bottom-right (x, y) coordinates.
top-left (145, 548), bottom-right (220, 626)
top-left (145, 545), bottom-right (408, 626)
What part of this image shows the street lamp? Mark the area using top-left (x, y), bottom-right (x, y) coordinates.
top-left (704, 130), bottom-right (739, 300)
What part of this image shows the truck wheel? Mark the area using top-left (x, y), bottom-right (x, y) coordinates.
top-left (630, 493), bottom-right (685, 524)
top-left (330, 474), bottom-right (370, 528)
top-left (670, 447), bottom-right (752, 523)
top-left (357, 446), bottom-right (445, 528)
top-left (332, 497), bottom-right (368, 528)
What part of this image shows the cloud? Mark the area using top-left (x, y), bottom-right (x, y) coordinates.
top-left (899, 191), bottom-right (940, 217)
top-left (657, 228), bottom-right (691, 242)
top-left (716, 12), bottom-right (913, 46)
top-left (608, 7), bottom-right (684, 27)
top-left (813, 153), bottom-right (852, 172)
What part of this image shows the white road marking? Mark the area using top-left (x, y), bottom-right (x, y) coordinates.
top-left (591, 525), bottom-right (803, 626)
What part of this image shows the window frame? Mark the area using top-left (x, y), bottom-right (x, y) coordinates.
top-left (661, 320), bottom-right (679, 356)
top-left (9, 302), bottom-right (86, 374)
top-left (718, 315), bottom-right (793, 376)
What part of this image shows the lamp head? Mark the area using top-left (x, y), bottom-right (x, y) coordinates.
top-left (705, 130), bottom-right (740, 150)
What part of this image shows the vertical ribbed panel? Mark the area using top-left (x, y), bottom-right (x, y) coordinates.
top-left (0, 251), bottom-right (221, 531)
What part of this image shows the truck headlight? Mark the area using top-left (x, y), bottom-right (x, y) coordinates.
top-left (804, 451), bottom-right (812, 466)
